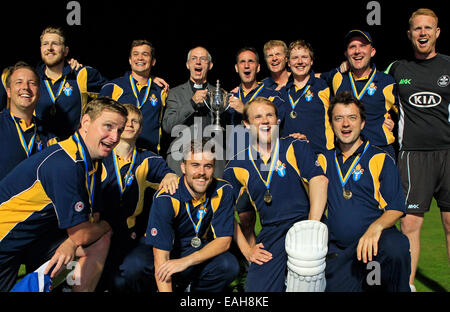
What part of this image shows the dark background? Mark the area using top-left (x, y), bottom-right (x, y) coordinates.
top-left (1, 0), bottom-right (448, 90)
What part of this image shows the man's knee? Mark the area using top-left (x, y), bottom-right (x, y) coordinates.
top-left (401, 214), bottom-right (424, 234)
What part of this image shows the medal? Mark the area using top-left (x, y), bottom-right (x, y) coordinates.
top-left (191, 236), bottom-right (202, 248)
top-left (288, 84), bottom-right (311, 116)
top-left (290, 110), bottom-right (297, 119)
top-left (264, 190), bottom-right (272, 204)
top-left (343, 189), bottom-right (352, 200)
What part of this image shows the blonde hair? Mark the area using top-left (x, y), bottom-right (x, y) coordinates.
top-left (82, 97), bottom-right (128, 122)
top-left (122, 103), bottom-right (143, 125)
top-left (40, 27), bottom-right (66, 45)
top-left (409, 8), bottom-right (438, 28)
top-left (263, 40), bottom-right (288, 59)
top-left (288, 40), bottom-right (315, 60)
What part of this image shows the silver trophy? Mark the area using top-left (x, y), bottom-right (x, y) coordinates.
top-left (203, 80), bottom-right (231, 131)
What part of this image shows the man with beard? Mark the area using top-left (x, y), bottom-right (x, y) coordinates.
top-left (145, 138), bottom-right (239, 292)
top-left (320, 30), bottom-right (398, 159)
top-left (35, 26), bottom-right (108, 140)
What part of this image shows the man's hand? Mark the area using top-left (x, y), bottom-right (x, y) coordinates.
top-left (153, 77), bottom-right (170, 93)
top-left (44, 238), bottom-right (78, 278)
top-left (289, 132), bottom-right (309, 141)
top-left (155, 258), bottom-right (190, 282)
top-left (244, 243), bottom-right (273, 265)
top-left (229, 96), bottom-right (244, 114)
top-left (357, 223), bottom-right (383, 263)
top-left (158, 173), bottom-right (179, 195)
top-left (383, 114), bottom-right (395, 132)
top-left (192, 89), bottom-right (208, 106)
top-left (68, 58), bottom-right (83, 71)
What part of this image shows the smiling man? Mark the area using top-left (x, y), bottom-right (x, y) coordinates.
top-left (0, 61), bottom-right (57, 181)
top-left (385, 8), bottom-right (450, 292)
top-left (261, 40), bottom-right (291, 90)
top-left (224, 97), bottom-right (328, 291)
top-left (144, 138), bottom-right (239, 292)
top-left (321, 30), bottom-right (399, 159)
top-left (100, 39), bottom-right (168, 154)
top-left (318, 91), bottom-right (411, 292)
top-left (0, 97), bottom-right (127, 292)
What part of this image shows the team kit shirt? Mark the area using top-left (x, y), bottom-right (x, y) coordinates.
top-left (100, 148), bottom-right (174, 240)
top-left (386, 54), bottom-right (450, 151)
top-left (321, 67), bottom-right (398, 147)
top-left (146, 178), bottom-right (235, 257)
top-left (224, 136), bottom-right (324, 225)
top-left (318, 140), bottom-right (405, 248)
top-left (228, 82), bottom-right (285, 126)
top-left (279, 72), bottom-right (334, 153)
top-left (0, 132), bottom-right (102, 262)
top-left (0, 110), bottom-right (57, 180)
top-left (99, 72), bottom-right (167, 153)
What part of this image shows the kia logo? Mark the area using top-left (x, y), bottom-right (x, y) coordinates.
top-left (409, 92), bottom-right (442, 108)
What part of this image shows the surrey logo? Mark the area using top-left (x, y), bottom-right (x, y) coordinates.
top-left (437, 75), bottom-right (449, 87)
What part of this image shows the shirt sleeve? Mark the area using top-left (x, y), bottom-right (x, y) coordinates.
top-left (378, 154), bottom-right (406, 214)
top-left (292, 139), bottom-right (325, 182)
top-left (145, 195), bottom-right (176, 251)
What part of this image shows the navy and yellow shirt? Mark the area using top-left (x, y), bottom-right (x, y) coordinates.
top-left (101, 148), bottom-right (174, 239)
top-left (146, 177), bottom-right (235, 256)
top-left (279, 73), bottom-right (334, 153)
top-left (99, 72), bottom-right (167, 153)
top-left (0, 110), bottom-right (57, 181)
top-left (0, 68), bottom-right (9, 111)
top-left (321, 67), bottom-right (398, 146)
top-left (318, 140), bottom-right (405, 248)
top-left (224, 136), bottom-right (324, 226)
top-left (0, 132), bottom-right (102, 261)
top-left (228, 82), bottom-right (285, 125)
top-left (35, 62), bottom-right (108, 140)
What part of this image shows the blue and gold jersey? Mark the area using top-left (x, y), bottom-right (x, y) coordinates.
top-left (224, 136), bottom-right (324, 225)
top-left (321, 67), bottom-right (398, 146)
top-left (99, 72), bottom-right (167, 153)
top-left (318, 140), bottom-right (405, 248)
top-left (101, 148), bottom-right (174, 238)
top-left (279, 73), bottom-right (334, 153)
top-left (0, 68), bottom-right (9, 111)
top-left (228, 82), bottom-right (286, 125)
top-left (0, 110), bottom-right (57, 180)
top-left (146, 178), bottom-right (235, 254)
top-left (35, 62), bottom-right (107, 140)
top-left (0, 132), bottom-right (102, 261)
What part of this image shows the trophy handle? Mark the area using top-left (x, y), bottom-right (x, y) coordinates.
top-left (223, 92), bottom-right (232, 112)
top-left (203, 90), bottom-right (212, 110)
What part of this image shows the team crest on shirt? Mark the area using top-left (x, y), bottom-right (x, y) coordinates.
top-left (150, 94), bottom-right (158, 106)
top-left (276, 160), bottom-right (286, 177)
top-left (305, 90), bottom-right (314, 102)
top-left (352, 164), bottom-right (365, 181)
top-left (197, 208), bottom-right (207, 220)
top-left (151, 228), bottom-right (158, 236)
top-left (74, 201), bottom-right (85, 212)
top-left (367, 83), bottom-right (377, 96)
top-left (63, 82), bottom-right (73, 96)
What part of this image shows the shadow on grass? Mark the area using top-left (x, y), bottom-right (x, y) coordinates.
top-left (416, 268), bottom-right (447, 292)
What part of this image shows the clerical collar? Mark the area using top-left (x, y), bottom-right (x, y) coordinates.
top-left (190, 80), bottom-right (208, 91)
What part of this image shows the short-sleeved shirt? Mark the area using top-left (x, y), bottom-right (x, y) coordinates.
top-left (321, 67), bottom-right (398, 147)
top-left (386, 54), bottom-right (450, 151)
top-left (146, 177), bottom-right (235, 255)
top-left (101, 148), bottom-right (174, 238)
top-left (278, 72), bottom-right (334, 153)
top-left (223, 136), bottom-right (324, 226)
top-left (0, 110), bottom-right (57, 180)
top-left (35, 62), bottom-right (108, 140)
top-left (99, 72), bottom-right (167, 153)
top-left (318, 139), bottom-right (405, 248)
top-left (0, 132), bottom-right (102, 261)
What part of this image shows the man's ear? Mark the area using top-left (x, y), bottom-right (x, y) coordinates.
top-left (180, 161), bottom-right (186, 175)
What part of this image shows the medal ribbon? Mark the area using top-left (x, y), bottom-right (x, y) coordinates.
top-left (72, 133), bottom-right (96, 206)
top-left (334, 141), bottom-right (370, 189)
top-left (288, 84), bottom-right (311, 110)
top-left (44, 76), bottom-right (67, 103)
top-left (348, 68), bottom-right (376, 100)
top-left (238, 82), bottom-right (264, 103)
top-left (10, 113), bottom-right (36, 157)
top-left (248, 138), bottom-right (280, 194)
top-left (112, 148), bottom-right (138, 195)
top-left (129, 74), bottom-right (152, 109)
top-left (186, 199), bottom-right (209, 237)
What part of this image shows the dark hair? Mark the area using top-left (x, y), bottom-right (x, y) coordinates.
top-left (328, 91), bottom-right (366, 122)
top-left (236, 47), bottom-right (259, 64)
top-left (5, 61), bottom-right (40, 88)
top-left (130, 39), bottom-right (155, 58)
